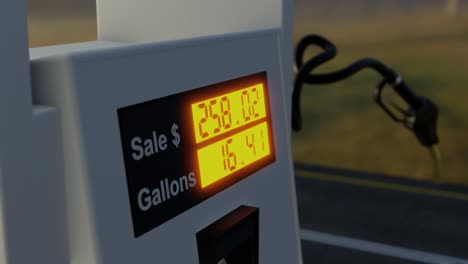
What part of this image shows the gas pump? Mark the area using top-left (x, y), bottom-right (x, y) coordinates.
top-left (0, 0), bottom-right (301, 264)
top-left (0, 1), bottom-right (442, 263)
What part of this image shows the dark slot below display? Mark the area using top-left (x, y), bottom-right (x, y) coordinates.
top-left (196, 205), bottom-right (259, 264)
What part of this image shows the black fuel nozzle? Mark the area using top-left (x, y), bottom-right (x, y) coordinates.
top-left (292, 34), bottom-right (442, 179)
top-left (374, 77), bottom-right (439, 148)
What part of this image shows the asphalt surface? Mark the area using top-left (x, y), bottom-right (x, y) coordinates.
top-left (294, 162), bottom-right (468, 264)
top-left (301, 241), bottom-right (421, 264)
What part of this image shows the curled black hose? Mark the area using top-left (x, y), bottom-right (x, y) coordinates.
top-left (292, 34), bottom-right (441, 180)
top-left (292, 34), bottom-right (421, 131)
top-left (294, 35), bottom-right (398, 83)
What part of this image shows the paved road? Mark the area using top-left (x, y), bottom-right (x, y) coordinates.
top-left (294, 162), bottom-right (468, 263)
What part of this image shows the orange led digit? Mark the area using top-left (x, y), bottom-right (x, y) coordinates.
top-left (191, 83), bottom-right (267, 143)
top-left (197, 122), bottom-right (271, 188)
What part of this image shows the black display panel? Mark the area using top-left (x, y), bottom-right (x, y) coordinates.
top-left (117, 72), bottom-right (275, 237)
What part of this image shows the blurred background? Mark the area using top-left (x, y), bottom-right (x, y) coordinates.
top-left (292, 0), bottom-right (468, 185)
top-left (28, 0), bottom-right (468, 184)
top-left (27, 0), bottom-right (468, 262)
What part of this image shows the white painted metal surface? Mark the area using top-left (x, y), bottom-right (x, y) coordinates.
top-left (0, 1), bottom-right (66, 263)
top-left (0, 2), bottom-right (31, 260)
top-left (1, 1), bottom-right (298, 263)
top-left (30, 29), bottom-right (301, 264)
top-left (96, 0), bottom-right (295, 125)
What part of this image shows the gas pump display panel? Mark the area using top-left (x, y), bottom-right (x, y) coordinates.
top-left (118, 72), bottom-right (275, 237)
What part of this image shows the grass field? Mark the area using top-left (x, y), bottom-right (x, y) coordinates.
top-left (292, 13), bottom-right (468, 184)
top-left (28, 15), bottom-right (96, 47)
top-left (27, 11), bottom-right (468, 184)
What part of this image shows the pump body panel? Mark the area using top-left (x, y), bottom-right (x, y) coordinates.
top-left (30, 29), bottom-right (301, 264)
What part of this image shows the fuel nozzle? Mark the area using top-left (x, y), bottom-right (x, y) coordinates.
top-left (292, 34), bottom-right (442, 181)
top-left (375, 77), bottom-right (439, 147)
top-left (375, 77), bottom-right (441, 180)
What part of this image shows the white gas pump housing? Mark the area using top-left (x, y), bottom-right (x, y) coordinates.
top-left (0, 1), bottom-right (300, 264)
top-left (96, 0), bottom-right (294, 109)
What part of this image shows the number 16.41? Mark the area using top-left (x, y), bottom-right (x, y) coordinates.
top-left (197, 122), bottom-right (271, 188)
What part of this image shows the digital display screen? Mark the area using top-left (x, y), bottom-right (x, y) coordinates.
top-left (118, 72), bottom-right (275, 237)
top-left (191, 83), bottom-right (267, 143)
top-left (197, 122), bottom-right (271, 188)
top-left (191, 82), bottom-right (271, 188)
